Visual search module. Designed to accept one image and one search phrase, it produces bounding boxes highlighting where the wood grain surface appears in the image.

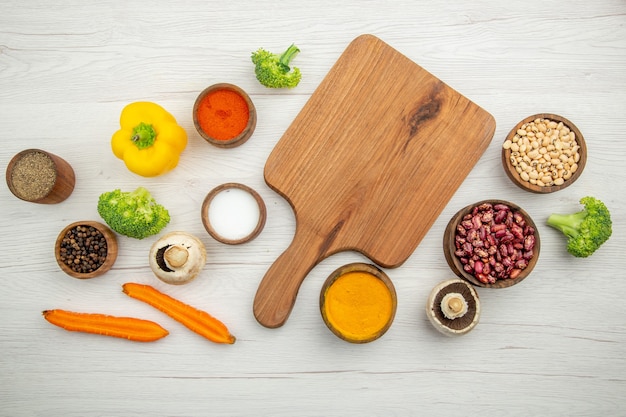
[1,1,625,416]
[254,35,495,328]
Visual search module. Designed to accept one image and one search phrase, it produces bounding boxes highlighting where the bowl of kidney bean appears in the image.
[502,113,586,193]
[54,221,118,279]
[443,200,540,288]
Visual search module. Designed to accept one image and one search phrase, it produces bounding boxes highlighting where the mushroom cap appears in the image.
[426,279,480,337]
[149,232,207,285]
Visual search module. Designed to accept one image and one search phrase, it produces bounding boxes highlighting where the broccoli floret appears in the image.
[251,44,301,88]
[97,187,170,239]
[546,196,612,257]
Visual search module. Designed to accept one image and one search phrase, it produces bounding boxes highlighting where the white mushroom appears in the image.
[426,279,480,337]
[149,232,206,285]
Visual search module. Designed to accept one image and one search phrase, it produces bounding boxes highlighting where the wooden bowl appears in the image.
[201,183,267,245]
[502,113,586,193]
[6,149,75,204]
[320,263,397,343]
[443,200,540,289]
[193,83,257,148]
[54,221,118,279]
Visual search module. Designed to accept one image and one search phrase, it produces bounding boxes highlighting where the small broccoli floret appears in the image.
[251,44,301,88]
[547,196,612,258]
[97,187,170,240]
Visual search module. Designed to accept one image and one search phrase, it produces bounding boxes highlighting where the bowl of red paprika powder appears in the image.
[193,83,257,148]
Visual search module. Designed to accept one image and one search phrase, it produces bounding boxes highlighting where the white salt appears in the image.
[208,187,261,241]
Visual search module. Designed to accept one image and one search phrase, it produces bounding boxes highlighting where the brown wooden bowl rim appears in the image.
[443,200,540,289]
[502,113,587,194]
[54,221,118,279]
[319,262,397,343]
[192,83,257,148]
[201,183,267,245]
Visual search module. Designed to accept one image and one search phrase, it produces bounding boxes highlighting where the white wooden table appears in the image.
[1,1,625,415]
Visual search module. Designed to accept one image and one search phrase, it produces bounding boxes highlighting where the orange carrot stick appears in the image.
[42,309,169,342]
[122,283,236,344]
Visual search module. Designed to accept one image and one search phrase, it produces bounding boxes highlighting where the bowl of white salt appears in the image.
[201,183,267,245]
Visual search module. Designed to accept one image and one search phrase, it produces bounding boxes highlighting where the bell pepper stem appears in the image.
[131,122,157,149]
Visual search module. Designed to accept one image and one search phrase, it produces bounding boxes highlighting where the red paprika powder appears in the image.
[196,89,249,141]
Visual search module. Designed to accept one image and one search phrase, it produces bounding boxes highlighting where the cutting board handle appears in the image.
[253,227,324,328]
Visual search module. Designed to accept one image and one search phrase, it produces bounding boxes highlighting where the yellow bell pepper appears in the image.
[111,102,187,177]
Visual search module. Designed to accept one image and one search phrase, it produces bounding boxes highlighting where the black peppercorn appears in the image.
[58,225,108,274]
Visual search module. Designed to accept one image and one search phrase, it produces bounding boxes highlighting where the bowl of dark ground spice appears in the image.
[55,221,118,279]
[6,149,75,203]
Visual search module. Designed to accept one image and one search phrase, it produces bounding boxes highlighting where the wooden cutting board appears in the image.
[253,34,496,328]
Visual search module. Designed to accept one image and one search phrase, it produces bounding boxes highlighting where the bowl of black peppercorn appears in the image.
[55,221,118,279]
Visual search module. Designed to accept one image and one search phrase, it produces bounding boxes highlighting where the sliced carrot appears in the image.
[122,283,236,344]
[42,309,169,342]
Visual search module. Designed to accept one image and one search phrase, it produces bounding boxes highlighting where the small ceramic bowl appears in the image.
[193,83,257,148]
[55,221,118,279]
[502,113,586,193]
[443,200,540,289]
[320,263,397,343]
[6,149,75,204]
[201,183,267,245]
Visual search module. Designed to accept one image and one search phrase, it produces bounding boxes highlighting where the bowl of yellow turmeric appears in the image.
[320,263,397,343]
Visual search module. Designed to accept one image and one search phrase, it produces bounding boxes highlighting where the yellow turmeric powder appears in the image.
[322,270,395,343]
